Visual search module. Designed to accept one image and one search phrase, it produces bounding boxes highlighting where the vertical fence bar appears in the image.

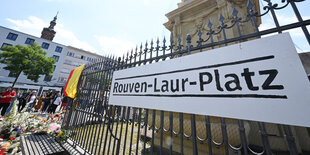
[283,125,298,155]
[191,114,198,155]
[169,112,173,155]
[220,118,229,155]
[144,41,148,65]
[258,122,272,155]
[219,13,228,46]
[107,106,117,155]
[160,111,164,155]
[247,0,259,34]
[238,120,249,155]
[265,0,282,33]
[135,108,142,155]
[179,113,184,155]
[162,37,167,60]
[289,0,310,45]
[128,108,137,155]
[143,109,149,155]
[112,106,121,154]
[115,106,126,155]
[122,107,131,155]
[151,109,156,155]
[150,40,154,63]
[205,116,212,155]
[102,106,113,154]
[207,20,215,49]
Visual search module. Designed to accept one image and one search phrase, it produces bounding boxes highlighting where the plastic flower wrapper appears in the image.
[48,123,61,132]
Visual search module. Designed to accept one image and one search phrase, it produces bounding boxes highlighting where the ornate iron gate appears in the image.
[62,0,310,154]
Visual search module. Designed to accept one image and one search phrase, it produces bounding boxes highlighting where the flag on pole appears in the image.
[63,64,85,99]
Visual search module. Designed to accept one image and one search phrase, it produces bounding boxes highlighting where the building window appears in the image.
[25,38,35,45]
[81,55,85,60]
[1,43,12,49]
[52,55,60,62]
[53,65,56,71]
[6,33,18,41]
[42,42,49,49]
[55,46,63,53]
[67,52,75,57]
[44,75,52,81]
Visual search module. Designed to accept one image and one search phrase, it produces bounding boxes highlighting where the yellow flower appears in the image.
[47,129,51,134]
[57,131,63,138]
[1,142,10,150]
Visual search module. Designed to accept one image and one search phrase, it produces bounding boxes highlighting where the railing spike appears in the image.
[219,13,225,23]
[232,7,239,17]
[247,0,254,10]
[208,19,213,28]
[186,34,191,43]
[198,28,202,37]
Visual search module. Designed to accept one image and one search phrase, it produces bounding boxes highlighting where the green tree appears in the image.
[0,43,56,87]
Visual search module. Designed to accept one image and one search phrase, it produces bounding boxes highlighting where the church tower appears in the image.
[41,13,58,41]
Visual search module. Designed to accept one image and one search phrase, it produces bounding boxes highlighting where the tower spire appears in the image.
[52,11,59,23]
[40,12,58,41]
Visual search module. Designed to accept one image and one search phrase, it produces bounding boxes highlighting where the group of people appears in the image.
[0,87,68,116]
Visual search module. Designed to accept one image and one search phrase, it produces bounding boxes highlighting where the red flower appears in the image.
[49,113,54,121]
[0,149,6,155]
[10,137,14,141]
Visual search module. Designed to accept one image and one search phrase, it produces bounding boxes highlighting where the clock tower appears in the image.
[41,13,58,41]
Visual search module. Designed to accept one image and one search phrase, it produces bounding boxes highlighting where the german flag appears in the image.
[63,64,85,99]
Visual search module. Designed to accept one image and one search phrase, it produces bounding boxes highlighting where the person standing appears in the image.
[34,93,45,112]
[41,91,52,112]
[5,89,19,115]
[18,91,29,112]
[49,93,62,114]
[0,87,16,116]
[25,91,37,112]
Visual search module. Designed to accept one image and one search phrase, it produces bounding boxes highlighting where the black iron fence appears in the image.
[62,0,310,154]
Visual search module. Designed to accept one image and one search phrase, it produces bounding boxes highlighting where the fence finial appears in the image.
[208,19,213,29]
[247,0,254,11]
[186,34,192,55]
[219,13,225,23]
[232,7,239,17]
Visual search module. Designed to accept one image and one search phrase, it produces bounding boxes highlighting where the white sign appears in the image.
[109,33,310,127]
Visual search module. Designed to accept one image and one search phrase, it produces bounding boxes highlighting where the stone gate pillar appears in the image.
[164,0,260,48]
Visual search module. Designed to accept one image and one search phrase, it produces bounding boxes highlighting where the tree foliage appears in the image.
[0,43,56,86]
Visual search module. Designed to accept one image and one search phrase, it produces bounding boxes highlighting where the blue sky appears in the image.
[0,0,309,56]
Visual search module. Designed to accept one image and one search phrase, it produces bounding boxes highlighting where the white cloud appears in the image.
[94,35,136,56]
[6,16,98,53]
[6,16,46,36]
